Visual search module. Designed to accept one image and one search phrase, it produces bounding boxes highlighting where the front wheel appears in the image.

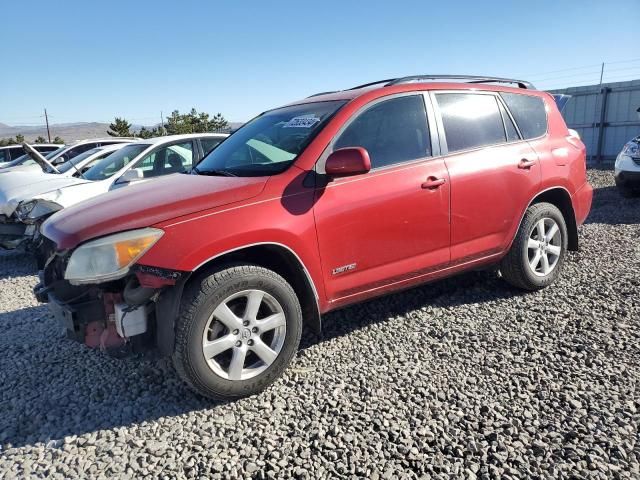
[500,202,568,291]
[173,265,302,400]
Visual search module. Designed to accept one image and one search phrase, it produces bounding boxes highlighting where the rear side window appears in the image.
[334,95,431,169]
[201,137,223,156]
[436,93,505,152]
[500,93,547,139]
[9,147,25,160]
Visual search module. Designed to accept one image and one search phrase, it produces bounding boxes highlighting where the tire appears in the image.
[173,264,302,400]
[500,202,568,291]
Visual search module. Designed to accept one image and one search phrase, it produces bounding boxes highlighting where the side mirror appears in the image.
[117,169,143,184]
[325,147,371,177]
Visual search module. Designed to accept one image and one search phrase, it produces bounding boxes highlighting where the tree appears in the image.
[0,136,21,146]
[108,117,132,137]
[53,136,65,144]
[35,136,47,144]
[163,109,230,135]
[210,113,229,132]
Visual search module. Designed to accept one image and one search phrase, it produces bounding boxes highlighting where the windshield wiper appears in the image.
[194,167,237,177]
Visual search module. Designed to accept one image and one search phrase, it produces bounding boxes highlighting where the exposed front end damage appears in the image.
[34,251,189,357]
[0,214,34,250]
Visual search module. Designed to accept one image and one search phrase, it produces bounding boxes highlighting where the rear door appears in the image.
[432,91,541,263]
[313,93,451,303]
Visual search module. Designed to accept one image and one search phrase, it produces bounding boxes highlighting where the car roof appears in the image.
[69,137,138,145]
[126,133,229,146]
[92,143,128,151]
[287,76,547,107]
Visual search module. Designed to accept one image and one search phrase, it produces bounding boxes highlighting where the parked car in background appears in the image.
[0,138,136,174]
[0,144,127,249]
[35,75,591,400]
[615,135,640,197]
[0,144,61,168]
[0,133,227,251]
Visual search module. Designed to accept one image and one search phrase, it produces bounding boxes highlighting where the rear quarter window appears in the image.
[500,93,547,139]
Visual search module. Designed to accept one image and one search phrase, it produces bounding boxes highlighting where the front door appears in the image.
[313,94,451,303]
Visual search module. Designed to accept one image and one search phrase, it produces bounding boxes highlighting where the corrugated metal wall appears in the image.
[550,79,640,162]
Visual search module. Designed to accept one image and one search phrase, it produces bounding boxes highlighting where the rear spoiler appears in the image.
[551,94,572,113]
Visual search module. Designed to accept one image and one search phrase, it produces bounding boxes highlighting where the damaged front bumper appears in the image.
[34,252,189,357]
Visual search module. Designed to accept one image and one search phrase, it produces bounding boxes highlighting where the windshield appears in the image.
[195,100,346,177]
[83,144,149,181]
[55,148,102,174]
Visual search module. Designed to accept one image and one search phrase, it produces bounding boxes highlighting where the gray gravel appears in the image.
[1,169,638,479]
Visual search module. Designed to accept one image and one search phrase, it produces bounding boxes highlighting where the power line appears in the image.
[518,57,640,80]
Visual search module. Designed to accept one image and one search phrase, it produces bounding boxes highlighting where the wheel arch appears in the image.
[189,243,321,333]
[525,187,579,251]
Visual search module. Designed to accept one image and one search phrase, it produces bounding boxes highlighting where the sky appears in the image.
[1,0,639,126]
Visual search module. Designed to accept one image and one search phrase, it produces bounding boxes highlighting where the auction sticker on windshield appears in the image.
[283,116,320,128]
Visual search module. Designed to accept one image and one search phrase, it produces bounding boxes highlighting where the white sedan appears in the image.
[0,133,227,249]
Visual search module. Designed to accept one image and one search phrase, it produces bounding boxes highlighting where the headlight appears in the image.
[621,142,639,158]
[15,199,63,223]
[15,200,37,218]
[65,228,164,285]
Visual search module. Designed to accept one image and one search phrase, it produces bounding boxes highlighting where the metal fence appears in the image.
[550,79,640,163]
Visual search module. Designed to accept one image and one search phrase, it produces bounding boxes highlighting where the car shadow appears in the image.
[299,269,523,349]
[0,304,227,449]
[584,184,640,225]
[0,250,37,280]
[1,268,526,450]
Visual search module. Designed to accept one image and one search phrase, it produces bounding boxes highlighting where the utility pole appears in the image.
[44,108,51,143]
[160,111,165,135]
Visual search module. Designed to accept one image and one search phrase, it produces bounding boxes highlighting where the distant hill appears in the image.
[0,121,245,143]
[0,122,111,142]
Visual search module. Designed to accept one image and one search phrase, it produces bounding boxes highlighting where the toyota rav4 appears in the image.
[35,75,593,400]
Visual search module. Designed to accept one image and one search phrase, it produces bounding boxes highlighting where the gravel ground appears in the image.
[1,169,638,479]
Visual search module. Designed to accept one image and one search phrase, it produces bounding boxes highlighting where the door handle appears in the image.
[518,158,537,169]
[421,177,446,189]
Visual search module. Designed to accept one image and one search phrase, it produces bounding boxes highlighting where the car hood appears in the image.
[42,173,268,250]
[0,163,42,174]
[0,172,87,216]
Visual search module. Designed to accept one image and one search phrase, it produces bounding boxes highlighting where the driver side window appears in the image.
[334,95,431,169]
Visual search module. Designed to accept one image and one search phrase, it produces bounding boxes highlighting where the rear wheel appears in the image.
[500,202,568,291]
[173,265,302,400]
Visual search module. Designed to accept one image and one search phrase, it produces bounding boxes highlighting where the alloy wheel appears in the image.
[527,217,562,277]
[201,289,287,381]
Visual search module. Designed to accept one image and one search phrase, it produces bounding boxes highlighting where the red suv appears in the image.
[36,75,593,399]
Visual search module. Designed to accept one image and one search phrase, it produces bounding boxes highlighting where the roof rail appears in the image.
[385,75,535,89]
[306,75,535,99]
[347,78,398,91]
[306,91,339,98]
